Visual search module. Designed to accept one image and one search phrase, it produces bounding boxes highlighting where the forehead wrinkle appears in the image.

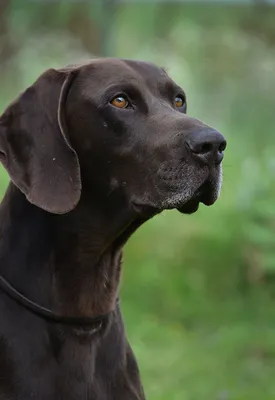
[123,59,167,76]
[77,72,142,102]
[122,59,170,88]
[81,78,146,103]
[76,58,183,103]
[82,60,144,86]
[121,61,182,100]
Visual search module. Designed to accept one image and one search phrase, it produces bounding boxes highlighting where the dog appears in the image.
[0,58,226,399]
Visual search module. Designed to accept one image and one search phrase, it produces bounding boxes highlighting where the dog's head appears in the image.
[0,58,226,216]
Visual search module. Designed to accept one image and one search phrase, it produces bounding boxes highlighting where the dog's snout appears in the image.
[186,129,226,165]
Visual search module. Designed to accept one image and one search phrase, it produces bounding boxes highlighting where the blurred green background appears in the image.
[1,0,275,398]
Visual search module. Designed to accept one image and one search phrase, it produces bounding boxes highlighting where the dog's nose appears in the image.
[186,129,226,165]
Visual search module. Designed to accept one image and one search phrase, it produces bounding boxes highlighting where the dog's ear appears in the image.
[0,68,81,214]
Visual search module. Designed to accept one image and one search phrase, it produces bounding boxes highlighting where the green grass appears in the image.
[1,3,275,398]
[122,212,275,399]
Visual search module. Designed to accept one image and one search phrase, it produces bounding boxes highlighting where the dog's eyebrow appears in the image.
[102,82,143,97]
[158,80,185,101]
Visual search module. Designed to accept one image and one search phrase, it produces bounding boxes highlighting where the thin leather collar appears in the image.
[0,274,116,327]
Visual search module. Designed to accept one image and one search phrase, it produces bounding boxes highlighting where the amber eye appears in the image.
[175,95,185,108]
[111,95,129,109]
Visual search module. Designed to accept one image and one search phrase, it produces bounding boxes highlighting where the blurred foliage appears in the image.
[1,1,275,399]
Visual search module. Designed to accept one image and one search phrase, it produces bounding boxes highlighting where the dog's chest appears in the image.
[0,326,107,400]
[0,315,144,400]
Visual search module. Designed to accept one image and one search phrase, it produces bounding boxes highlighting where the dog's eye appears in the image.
[175,95,185,108]
[110,95,129,109]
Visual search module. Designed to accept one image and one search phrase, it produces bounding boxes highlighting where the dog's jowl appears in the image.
[0,58,226,400]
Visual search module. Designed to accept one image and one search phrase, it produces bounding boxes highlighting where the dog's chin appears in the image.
[131,177,221,216]
[176,192,216,214]
[177,179,220,214]
[176,198,200,214]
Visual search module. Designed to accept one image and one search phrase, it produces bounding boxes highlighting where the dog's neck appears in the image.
[0,183,144,319]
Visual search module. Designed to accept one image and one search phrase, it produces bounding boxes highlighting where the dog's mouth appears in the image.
[176,179,218,214]
[131,177,221,216]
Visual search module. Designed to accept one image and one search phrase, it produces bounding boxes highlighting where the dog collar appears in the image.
[0,274,117,327]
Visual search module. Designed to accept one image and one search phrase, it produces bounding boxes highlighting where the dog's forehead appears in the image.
[76,58,174,91]
[122,59,168,79]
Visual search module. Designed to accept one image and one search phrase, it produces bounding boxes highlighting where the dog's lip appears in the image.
[131,179,218,215]
[199,180,217,206]
[177,180,217,214]
[176,198,200,214]
[176,186,203,214]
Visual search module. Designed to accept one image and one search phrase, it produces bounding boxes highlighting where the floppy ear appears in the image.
[0,68,81,214]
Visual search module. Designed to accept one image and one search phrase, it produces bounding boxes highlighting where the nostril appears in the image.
[185,130,226,164]
[200,142,213,155]
[219,140,227,152]
[186,141,214,155]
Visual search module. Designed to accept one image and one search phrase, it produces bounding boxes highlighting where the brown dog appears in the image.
[0,58,226,399]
